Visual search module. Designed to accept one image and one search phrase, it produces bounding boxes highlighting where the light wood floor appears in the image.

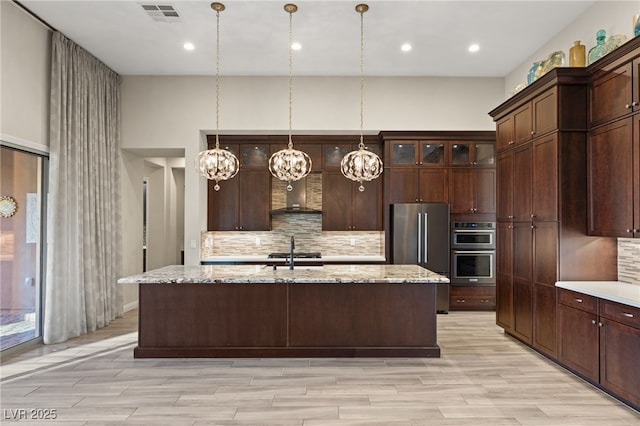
[1,310,638,425]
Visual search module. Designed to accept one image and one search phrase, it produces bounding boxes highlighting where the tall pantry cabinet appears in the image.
[489,68,617,358]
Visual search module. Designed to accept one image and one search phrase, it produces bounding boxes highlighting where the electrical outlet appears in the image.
[190,239,197,249]
[350,238,356,246]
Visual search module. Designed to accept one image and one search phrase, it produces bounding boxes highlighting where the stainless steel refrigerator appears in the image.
[391,203,450,313]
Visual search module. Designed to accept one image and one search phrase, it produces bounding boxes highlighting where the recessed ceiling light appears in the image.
[183,42,195,51]
[291,42,302,51]
[468,43,480,53]
[401,43,412,52]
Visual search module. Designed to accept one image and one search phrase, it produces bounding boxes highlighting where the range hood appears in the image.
[269,179,322,215]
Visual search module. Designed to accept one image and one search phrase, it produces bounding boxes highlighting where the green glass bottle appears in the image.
[588,29,607,65]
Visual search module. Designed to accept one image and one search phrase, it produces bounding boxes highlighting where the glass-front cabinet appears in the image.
[389,140,446,167]
[451,142,495,166]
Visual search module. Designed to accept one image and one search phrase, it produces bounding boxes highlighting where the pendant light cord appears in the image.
[215,8,221,149]
[288,8,294,149]
[359,7,365,149]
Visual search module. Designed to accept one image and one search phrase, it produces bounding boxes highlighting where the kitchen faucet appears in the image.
[289,235,295,270]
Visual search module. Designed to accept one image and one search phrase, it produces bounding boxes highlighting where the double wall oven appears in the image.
[450,222,496,285]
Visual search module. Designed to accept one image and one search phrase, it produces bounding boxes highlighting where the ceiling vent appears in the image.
[140,4,182,23]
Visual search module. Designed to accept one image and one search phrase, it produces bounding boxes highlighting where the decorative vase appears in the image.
[634,14,640,37]
[588,29,607,65]
[569,40,586,67]
[527,62,540,84]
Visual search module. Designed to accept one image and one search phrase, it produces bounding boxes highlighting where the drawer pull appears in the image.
[574,298,583,303]
[457,299,466,303]
[622,312,634,318]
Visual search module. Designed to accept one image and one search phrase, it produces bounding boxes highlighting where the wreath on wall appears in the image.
[0,196,17,218]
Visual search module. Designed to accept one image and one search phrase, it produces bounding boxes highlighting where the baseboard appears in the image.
[123,300,139,313]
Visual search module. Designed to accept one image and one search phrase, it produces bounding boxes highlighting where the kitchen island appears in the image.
[118,264,448,358]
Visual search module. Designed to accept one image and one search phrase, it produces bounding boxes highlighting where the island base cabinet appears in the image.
[289,284,436,347]
[135,282,441,358]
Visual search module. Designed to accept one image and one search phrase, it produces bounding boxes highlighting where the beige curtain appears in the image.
[44,32,123,344]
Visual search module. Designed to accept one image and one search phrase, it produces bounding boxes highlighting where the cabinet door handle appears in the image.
[633,101,639,107]
[598,322,603,327]
[592,319,596,325]
[575,298,583,303]
[508,215,514,219]
[530,131,535,135]
[627,229,633,233]
[622,312,634,318]
[457,299,466,303]
[509,140,514,145]
[531,225,536,229]
[625,103,633,109]
[508,225,514,229]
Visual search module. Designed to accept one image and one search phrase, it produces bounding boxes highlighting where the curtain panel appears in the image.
[44,32,123,344]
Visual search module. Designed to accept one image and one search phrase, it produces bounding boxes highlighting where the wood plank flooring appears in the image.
[1,310,638,425]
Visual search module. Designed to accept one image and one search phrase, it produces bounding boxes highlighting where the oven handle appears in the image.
[452,250,495,254]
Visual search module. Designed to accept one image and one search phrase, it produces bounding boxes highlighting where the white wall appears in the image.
[504,1,638,96]
[0,1,50,153]
[120,75,504,265]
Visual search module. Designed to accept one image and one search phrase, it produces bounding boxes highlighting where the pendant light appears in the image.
[341,3,383,192]
[195,2,239,191]
[268,3,312,191]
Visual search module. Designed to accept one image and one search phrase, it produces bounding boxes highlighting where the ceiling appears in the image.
[18,0,596,77]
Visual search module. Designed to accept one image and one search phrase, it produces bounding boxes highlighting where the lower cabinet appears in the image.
[449,285,495,311]
[557,288,640,409]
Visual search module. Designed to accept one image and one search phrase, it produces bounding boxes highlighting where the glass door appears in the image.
[0,146,47,350]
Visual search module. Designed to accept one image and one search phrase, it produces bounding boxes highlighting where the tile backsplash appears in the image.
[618,238,640,285]
[201,173,384,258]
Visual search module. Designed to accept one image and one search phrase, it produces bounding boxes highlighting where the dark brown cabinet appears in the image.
[322,171,381,231]
[450,142,495,166]
[558,289,640,410]
[386,168,448,204]
[495,88,557,153]
[207,141,271,231]
[599,301,640,409]
[496,222,514,331]
[449,169,495,214]
[449,285,495,311]
[558,290,600,382]
[208,170,271,231]
[590,59,638,126]
[587,41,640,238]
[490,68,617,360]
[588,116,639,238]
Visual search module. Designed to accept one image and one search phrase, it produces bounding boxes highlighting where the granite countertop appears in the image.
[556,281,640,309]
[200,255,386,263]
[118,264,449,284]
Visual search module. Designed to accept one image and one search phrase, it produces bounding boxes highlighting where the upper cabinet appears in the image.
[450,142,495,166]
[590,59,640,127]
[207,139,271,231]
[387,140,447,167]
[587,38,640,238]
[495,89,557,153]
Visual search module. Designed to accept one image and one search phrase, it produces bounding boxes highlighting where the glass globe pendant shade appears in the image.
[268,146,312,191]
[195,145,239,191]
[341,144,383,192]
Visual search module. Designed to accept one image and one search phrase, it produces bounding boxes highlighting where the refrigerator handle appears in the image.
[423,213,428,263]
[417,213,422,262]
